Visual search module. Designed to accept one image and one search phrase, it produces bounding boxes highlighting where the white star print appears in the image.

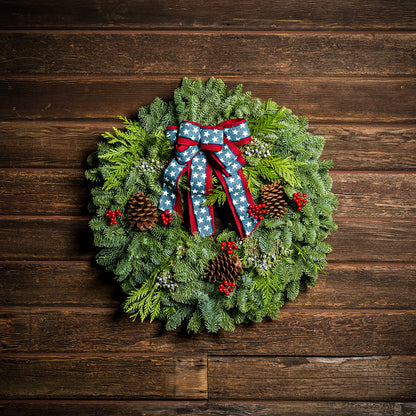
[232,163,239,169]
[163,190,168,196]
[197,165,203,171]
[198,217,204,223]
[197,181,203,187]
[225,152,232,159]
[204,225,210,231]
[239,196,245,202]
[212,136,220,142]
[204,131,209,137]
[229,177,235,183]
[193,127,198,133]
[200,207,207,214]
[236,184,242,190]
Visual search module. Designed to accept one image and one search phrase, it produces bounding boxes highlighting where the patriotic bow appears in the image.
[158,118,260,238]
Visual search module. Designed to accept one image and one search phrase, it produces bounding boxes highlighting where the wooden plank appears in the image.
[1,33,415,76]
[331,172,416,218]
[1,122,415,171]
[0,261,119,307]
[0,218,414,262]
[0,122,102,168]
[0,308,30,351]
[327,219,416,263]
[2,77,416,123]
[2,262,414,309]
[2,170,415,217]
[2,307,414,355]
[1,400,415,416]
[0,169,87,216]
[208,355,416,400]
[0,217,92,261]
[0,355,207,399]
[289,264,416,309]
[313,125,416,171]
[1,0,415,30]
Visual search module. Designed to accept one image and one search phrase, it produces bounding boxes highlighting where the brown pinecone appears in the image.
[126,191,158,231]
[204,254,243,283]
[260,180,288,218]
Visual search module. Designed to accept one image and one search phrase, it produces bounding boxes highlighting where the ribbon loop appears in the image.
[158,118,259,238]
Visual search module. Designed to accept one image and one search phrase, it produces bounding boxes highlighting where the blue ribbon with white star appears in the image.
[159,119,259,238]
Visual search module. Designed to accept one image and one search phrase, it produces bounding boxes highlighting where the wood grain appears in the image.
[1,400,415,416]
[1,0,415,30]
[208,355,416,400]
[2,307,415,355]
[0,217,92,261]
[2,170,415,217]
[3,77,415,123]
[0,355,207,399]
[1,122,415,170]
[2,262,414,309]
[313,125,416,171]
[1,33,415,76]
[0,218,414,262]
[0,261,120,307]
[0,169,87,216]
[327,219,416,263]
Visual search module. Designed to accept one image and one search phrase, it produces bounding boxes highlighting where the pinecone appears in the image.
[126,191,158,231]
[260,180,288,218]
[204,254,243,283]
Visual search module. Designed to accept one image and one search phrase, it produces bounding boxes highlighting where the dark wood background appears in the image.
[1,1,416,415]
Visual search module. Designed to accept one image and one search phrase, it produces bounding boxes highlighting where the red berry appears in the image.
[229,288,233,293]
[232,241,236,244]
[118,212,122,216]
[227,249,233,254]
[220,284,224,288]
[224,281,228,286]
[259,216,263,220]
[221,246,225,250]
[302,202,306,206]
[254,214,258,219]
[233,245,238,249]
[227,241,232,246]
[225,291,229,295]
[298,207,302,210]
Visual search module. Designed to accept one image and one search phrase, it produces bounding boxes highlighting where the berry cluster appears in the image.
[105,208,121,225]
[248,203,267,220]
[219,280,236,296]
[132,159,164,174]
[221,240,238,255]
[161,209,173,225]
[244,136,271,159]
[293,192,307,211]
[155,270,178,291]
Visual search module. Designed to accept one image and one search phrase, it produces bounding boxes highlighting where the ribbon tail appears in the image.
[213,167,259,239]
[188,153,215,237]
[158,158,188,217]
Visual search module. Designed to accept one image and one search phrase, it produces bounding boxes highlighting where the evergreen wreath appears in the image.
[86,77,337,333]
